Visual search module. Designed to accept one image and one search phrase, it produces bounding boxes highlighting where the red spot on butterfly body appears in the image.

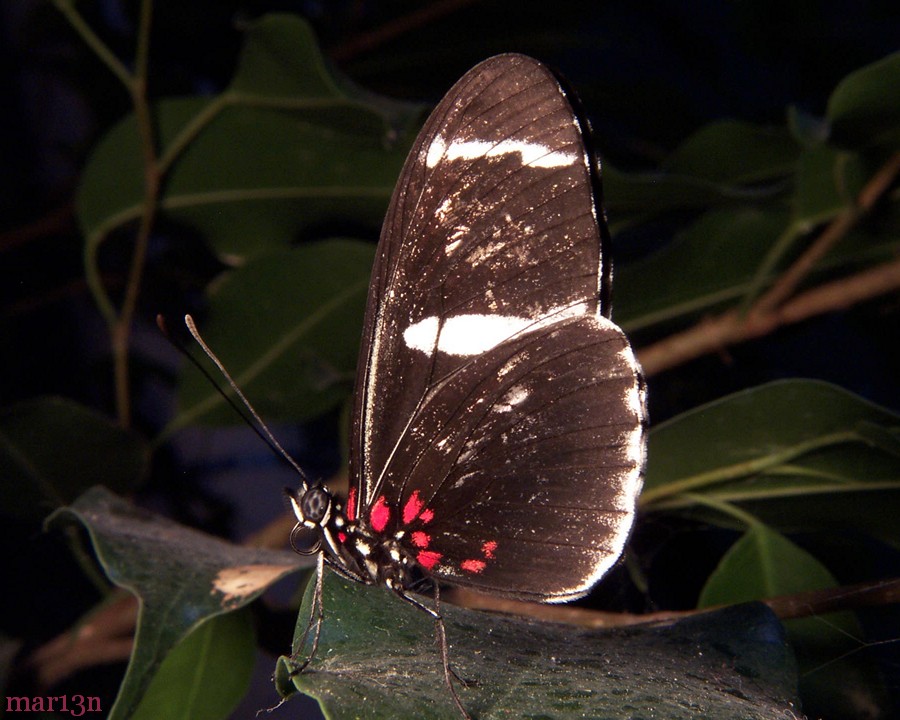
[419,508,434,524]
[461,559,486,573]
[482,541,497,558]
[338,531,347,543]
[346,488,357,522]
[369,496,390,533]
[417,550,442,570]
[411,531,430,548]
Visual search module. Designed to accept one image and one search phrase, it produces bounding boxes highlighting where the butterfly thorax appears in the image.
[286,484,424,593]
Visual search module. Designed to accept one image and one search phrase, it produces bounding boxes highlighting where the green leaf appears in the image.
[131,610,256,720]
[827,50,900,150]
[663,120,800,184]
[0,397,147,521]
[641,380,900,542]
[275,573,801,719]
[614,204,898,335]
[48,487,304,720]
[168,239,373,433]
[698,524,838,607]
[229,15,420,135]
[603,165,736,233]
[603,122,797,234]
[698,525,881,720]
[77,15,421,260]
[793,145,866,227]
[615,207,791,331]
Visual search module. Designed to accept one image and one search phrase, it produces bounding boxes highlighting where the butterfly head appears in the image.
[285,485,333,555]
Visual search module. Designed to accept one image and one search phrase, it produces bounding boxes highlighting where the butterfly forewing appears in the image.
[349,54,644,600]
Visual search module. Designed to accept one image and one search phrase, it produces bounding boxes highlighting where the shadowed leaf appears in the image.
[275,572,802,719]
[48,487,305,720]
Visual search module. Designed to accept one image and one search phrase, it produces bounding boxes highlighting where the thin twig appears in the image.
[53,0,163,428]
[111,0,160,428]
[755,151,900,315]
[638,256,900,376]
[447,578,900,628]
[331,0,482,63]
[50,0,132,87]
[638,153,900,377]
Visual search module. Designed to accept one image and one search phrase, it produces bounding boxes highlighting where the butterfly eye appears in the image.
[300,486,331,524]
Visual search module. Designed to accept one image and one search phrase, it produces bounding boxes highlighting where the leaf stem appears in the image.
[639,430,860,506]
[112,0,161,428]
[56,0,162,428]
[739,220,804,314]
[50,0,133,88]
[638,152,900,376]
[678,492,760,528]
[156,93,230,174]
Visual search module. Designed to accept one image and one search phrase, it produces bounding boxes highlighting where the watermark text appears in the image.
[6,695,101,715]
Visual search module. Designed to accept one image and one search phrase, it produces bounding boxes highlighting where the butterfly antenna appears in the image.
[157,314,309,485]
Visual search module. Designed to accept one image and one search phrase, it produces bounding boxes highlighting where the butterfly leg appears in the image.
[388,579,472,720]
[288,553,326,676]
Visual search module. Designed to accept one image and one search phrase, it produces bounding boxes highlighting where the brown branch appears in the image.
[763,577,900,621]
[29,592,137,689]
[638,256,900,376]
[0,203,75,253]
[447,578,900,629]
[756,151,900,314]
[638,152,900,377]
[331,0,481,63]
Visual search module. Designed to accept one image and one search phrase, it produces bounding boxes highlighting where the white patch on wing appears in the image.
[436,196,454,219]
[403,303,589,357]
[445,225,468,255]
[496,385,529,412]
[426,136,577,169]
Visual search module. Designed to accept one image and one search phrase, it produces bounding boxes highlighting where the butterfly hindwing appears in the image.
[393,313,644,600]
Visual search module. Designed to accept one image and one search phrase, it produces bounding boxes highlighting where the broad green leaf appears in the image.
[168,239,373,433]
[615,207,790,331]
[603,123,797,233]
[0,397,147,521]
[641,380,900,542]
[77,15,421,261]
[663,120,800,184]
[827,51,900,150]
[48,487,304,720]
[614,191,898,333]
[275,572,801,719]
[615,209,899,335]
[603,165,737,232]
[130,610,256,720]
[699,525,881,720]
[699,524,839,607]
[229,15,419,135]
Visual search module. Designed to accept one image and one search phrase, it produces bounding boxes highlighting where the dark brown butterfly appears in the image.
[285,54,647,718]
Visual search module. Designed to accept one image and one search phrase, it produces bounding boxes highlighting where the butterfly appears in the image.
[284,53,646,718]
